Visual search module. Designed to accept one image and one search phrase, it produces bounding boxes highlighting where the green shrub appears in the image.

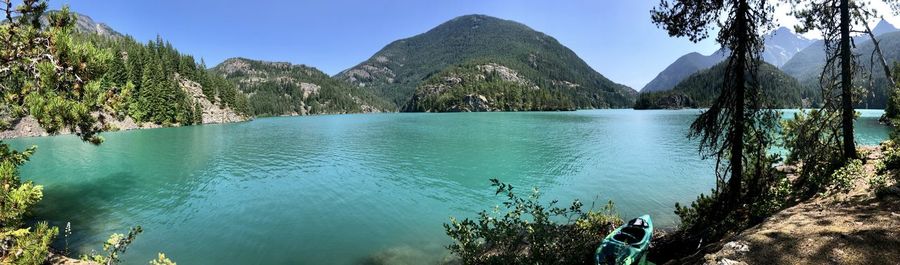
[82,226,143,265]
[0,222,58,265]
[780,109,846,196]
[828,159,864,194]
[444,179,622,264]
[149,253,177,265]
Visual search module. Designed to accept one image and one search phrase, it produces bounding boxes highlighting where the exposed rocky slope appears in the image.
[0,75,246,139]
[177,74,246,123]
[213,57,393,116]
[40,11,123,38]
[336,14,637,110]
[405,63,576,112]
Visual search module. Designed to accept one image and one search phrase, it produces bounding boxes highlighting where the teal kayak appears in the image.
[595,215,653,265]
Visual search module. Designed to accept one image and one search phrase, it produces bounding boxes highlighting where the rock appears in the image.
[775,164,798,174]
[476,63,529,85]
[723,241,750,253]
[717,258,747,265]
[456,94,492,112]
[177,74,248,124]
[0,116,50,139]
[299,82,321,99]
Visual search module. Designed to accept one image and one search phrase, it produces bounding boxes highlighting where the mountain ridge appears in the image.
[642,26,817,92]
[336,14,637,110]
[212,57,394,116]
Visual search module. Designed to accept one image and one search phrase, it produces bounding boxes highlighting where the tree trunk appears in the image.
[728,0,749,208]
[840,0,857,160]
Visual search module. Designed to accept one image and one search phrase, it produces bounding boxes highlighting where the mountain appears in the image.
[212,58,394,116]
[872,18,899,37]
[781,20,900,108]
[404,62,577,112]
[641,50,727,92]
[762,27,817,67]
[635,62,816,109]
[336,14,637,110]
[40,11,123,38]
[642,27,814,92]
[3,10,254,139]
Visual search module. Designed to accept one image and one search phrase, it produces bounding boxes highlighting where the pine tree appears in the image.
[652,0,777,214]
[0,4,113,263]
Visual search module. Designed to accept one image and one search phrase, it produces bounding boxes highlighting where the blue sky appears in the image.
[46,0,870,90]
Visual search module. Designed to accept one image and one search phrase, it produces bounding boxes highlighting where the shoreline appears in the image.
[0,114,252,141]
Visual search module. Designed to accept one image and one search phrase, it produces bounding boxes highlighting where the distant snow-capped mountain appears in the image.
[642,27,815,92]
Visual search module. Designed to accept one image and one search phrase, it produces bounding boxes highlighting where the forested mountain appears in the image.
[336,14,637,110]
[641,50,728,93]
[70,33,250,126]
[49,13,248,125]
[643,27,815,92]
[781,20,900,108]
[404,62,577,112]
[212,58,394,116]
[634,62,815,109]
[0,11,250,139]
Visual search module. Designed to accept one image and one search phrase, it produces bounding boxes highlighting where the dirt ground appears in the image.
[695,146,900,265]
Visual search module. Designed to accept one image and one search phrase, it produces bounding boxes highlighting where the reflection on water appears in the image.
[8,109,889,265]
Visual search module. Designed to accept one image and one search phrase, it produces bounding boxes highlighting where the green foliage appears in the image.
[0,144,39,227]
[0,222,58,265]
[881,140,900,172]
[884,63,900,123]
[0,4,114,263]
[82,226,143,265]
[212,58,393,116]
[674,191,724,234]
[74,32,250,125]
[633,91,696,110]
[337,15,636,109]
[444,179,622,264]
[674,112,785,243]
[828,159,864,194]
[149,253,176,265]
[635,62,817,109]
[781,110,851,196]
[405,63,576,112]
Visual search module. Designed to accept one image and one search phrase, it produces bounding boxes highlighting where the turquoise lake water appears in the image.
[8,109,890,264]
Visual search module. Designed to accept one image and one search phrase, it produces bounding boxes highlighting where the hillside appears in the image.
[212,58,394,116]
[641,50,728,93]
[404,62,576,112]
[643,27,815,92]
[1,11,250,138]
[336,14,637,110]
[33,11,124,38]
[781,19,900,109]
[635,62,815,109]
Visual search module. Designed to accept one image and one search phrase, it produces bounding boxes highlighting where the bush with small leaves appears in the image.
[149,253,176,265]
[444,179,621,264]
[82,226,142,265]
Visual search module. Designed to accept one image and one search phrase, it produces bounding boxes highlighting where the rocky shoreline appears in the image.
[0,113,249,140]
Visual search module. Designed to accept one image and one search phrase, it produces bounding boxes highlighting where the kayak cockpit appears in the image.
[613,226,647,245]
